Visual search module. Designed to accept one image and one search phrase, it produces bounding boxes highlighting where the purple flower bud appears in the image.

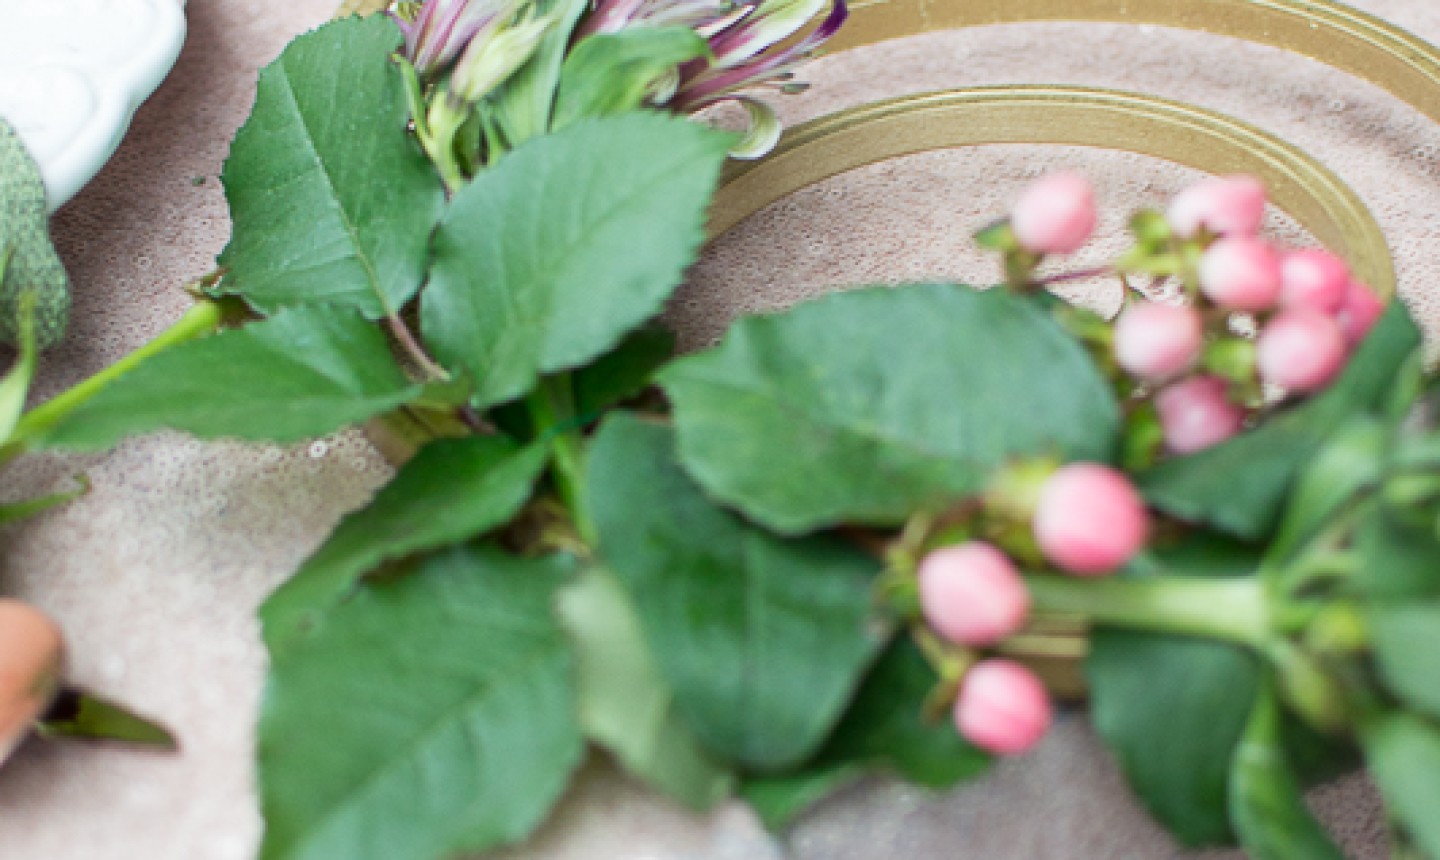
[395,0,534,79]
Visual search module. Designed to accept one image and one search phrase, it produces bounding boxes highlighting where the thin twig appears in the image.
[386,312,450,382]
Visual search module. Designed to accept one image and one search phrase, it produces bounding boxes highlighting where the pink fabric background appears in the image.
[3,0,1435,855]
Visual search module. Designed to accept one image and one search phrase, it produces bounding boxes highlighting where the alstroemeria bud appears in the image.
[1113,302,1203,382]
[1156,375,1245,454]
[1199,237,1282,312]
[1279,249,1350,313]
[954,659,1052,755]
[668,0,848,112]
[395,0,529,78]
[1336,280,1384,345]
[918,542,1030,647]
[0,599,64,765]
[1257,309,1348,393]
[1167,175,1266,238]
[1033,463,1148,576]
[1010,172,1096,255]
[448,9,553,104]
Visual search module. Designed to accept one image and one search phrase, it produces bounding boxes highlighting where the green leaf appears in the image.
[1263,414,1387,570]
[1140,301,1420,540]
[1355,498,1440,599]
[572,323,675,418]
[36,687,177,750]
[486,0,590,145]
[1089,629,1260,846]
[1087,537,1265,848]
[1362,712,1440,857]
[586,414,885,770]
[421,112,730,408]
[1369,600,1440,721]
[40,305,421,450]
[556,567,734,809]
[216,16,445,317]
[1229,683,1344,860]
[259,545,583,860]
[741,763,867,831]
[0,285,39,441]
[0,120,69,348]
[261,436,549,654]
[553,29,710,129]
[661,284,1119,535]
[743,637,991,829]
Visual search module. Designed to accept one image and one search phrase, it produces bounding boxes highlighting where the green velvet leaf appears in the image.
[262,436,549,655]
[1362,712,1440,858]
[660,284,1120,535]
[556,567,734,808]
[0,120,68,348]
[1229,683,1344,860]
[1140,301,1420,540]
[421,112,729,408]
[216,16,445,317]
[259,545,582,860]
[1369,600,1440,722]
[39,305,420,449]
[586,414,885,770]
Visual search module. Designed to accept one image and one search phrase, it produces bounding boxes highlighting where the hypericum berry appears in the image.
[954,659,1053,755]
[1199,237,1282,312]
[1336,280,1384,345]
[1279,249,1349,313]
[1155,375,1246,454]
[1032,463,1149,576]
[1257,309,1348,392]
[918,542,1030,647]
[1010,172,1097,255]
[0,599,64,765]
[1113,302,1203,382]
[1167,175,1267,238]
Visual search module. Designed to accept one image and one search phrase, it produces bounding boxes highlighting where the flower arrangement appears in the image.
[1,0,1440,858]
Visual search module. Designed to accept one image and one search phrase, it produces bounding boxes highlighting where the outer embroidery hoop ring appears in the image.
[711,0,1440,299]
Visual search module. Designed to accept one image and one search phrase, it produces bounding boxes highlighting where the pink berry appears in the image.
[1113,302,1203,382]
[1167,175,1267,238]
[1033,463,1149,576]
[1199,237,1282,312]
[1280,250,1349,313]
[954,659,1053,756]
[918,542,1030,647]
[1155,375,1246,454]
[1335,280,1384,345]
[1011,172,1097,255]
[1257,309,1348,392]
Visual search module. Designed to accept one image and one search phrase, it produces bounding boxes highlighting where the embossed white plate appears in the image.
[0,0,186,212]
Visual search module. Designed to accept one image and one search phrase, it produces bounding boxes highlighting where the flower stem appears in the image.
[7,298,236,449]
[528,375,593,545]
[1027,574,1269,646]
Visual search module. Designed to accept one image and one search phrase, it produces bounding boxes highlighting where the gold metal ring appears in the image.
[710,86,1395,293]
[711,0,1440,298]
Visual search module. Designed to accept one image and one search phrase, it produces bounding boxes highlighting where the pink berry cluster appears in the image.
[916,464,1149,756]
[1007,173,1386,456]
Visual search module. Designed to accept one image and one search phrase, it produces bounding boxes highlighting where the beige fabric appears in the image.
[0,0,1431,856]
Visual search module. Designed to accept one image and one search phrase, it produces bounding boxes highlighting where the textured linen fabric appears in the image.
[0,0,1431,856]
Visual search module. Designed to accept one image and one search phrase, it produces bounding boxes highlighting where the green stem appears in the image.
[1027,574,1269,646]
[7,298,231,449]
[528,376,593,545]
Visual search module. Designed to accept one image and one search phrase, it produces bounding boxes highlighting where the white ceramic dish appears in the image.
[0,0,186,212]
